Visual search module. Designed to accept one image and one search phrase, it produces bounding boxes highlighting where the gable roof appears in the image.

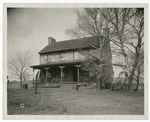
[39,36,100,54]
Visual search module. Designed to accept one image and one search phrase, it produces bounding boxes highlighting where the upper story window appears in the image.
[74,51,79,60]
[40,54,48,64]
[48,53,59,62]
[59,53,63,61]
[59,52,73,61]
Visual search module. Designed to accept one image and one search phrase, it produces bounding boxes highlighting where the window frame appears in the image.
[73,51,79,60]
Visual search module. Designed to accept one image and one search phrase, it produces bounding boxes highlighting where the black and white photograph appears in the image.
[3,3,148,120]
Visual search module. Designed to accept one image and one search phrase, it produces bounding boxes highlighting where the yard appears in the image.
[7,82,144,115]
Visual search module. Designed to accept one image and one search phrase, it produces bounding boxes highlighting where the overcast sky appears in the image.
[7,8,122,80]
[7,8,80,80]
[8,8,78,64]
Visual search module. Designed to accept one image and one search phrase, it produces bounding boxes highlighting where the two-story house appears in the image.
[30,36,112,85]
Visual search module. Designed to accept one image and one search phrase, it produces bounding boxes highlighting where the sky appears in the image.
[7,8,122,80]
[8,8,78,64]
[7,8,79,80]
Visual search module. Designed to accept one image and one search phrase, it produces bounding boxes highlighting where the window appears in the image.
[59,52,74,61]
[40,54,47,64]
[74,51,79,60]
[48,53,59,62]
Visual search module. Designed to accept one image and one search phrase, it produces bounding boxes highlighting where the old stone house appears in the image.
[30,36,112,85]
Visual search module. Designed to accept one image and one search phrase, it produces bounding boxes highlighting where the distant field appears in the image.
[8,80,34,89]
[7,82,144,115]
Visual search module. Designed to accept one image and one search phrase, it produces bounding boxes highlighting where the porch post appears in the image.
[59,66,65,84]
[33,68,34,85]
[75,65,81,83]
[45,67,50,84]
[35,69,40,94]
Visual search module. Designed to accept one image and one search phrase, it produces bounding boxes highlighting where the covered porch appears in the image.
[30,60,82,85]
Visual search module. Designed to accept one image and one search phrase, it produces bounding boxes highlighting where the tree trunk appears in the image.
[97,74,101,91]
[124,55,136,92]
[135,72,140,91]
[135,83,139,91]
[96,67,103,91]
[20,78,22,88]
[128,62,137,91]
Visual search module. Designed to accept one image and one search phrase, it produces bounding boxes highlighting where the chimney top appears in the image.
[48,37,56,45]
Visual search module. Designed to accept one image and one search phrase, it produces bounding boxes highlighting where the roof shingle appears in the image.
[39,36,100,54]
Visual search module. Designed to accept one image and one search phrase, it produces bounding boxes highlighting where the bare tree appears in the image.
[8,52,31,88]
[132,49,144,90]
[126,8,144,91]
[98,8,144,91]
[66,8,144,91]
[66,8,113,90]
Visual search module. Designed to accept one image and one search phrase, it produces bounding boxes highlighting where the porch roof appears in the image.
[30,60,82,69]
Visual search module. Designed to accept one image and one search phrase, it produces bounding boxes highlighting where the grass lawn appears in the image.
[7,82,144,115]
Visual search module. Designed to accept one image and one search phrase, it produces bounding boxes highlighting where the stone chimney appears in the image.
[48,37,56,45]
[103,28,109,39]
